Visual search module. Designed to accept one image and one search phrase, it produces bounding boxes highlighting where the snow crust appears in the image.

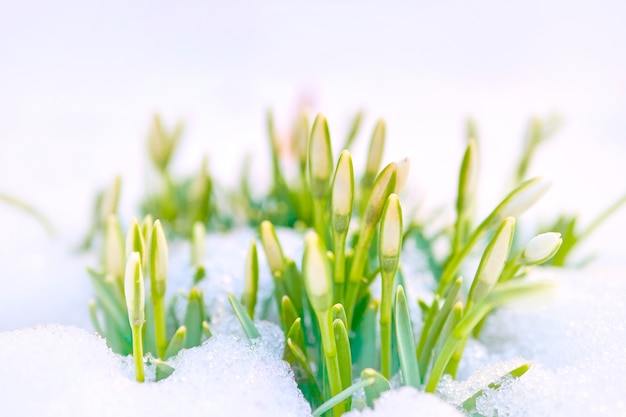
[344,387,463,417]
[1,228,625,417]
[448,267,626,416]
[0,323,310,417]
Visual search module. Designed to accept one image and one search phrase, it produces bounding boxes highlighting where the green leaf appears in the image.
[312,377,375,417]
[394,286,420,388]
[419,278,462,377]
[154,359,175,382]
[164,326,187,359]
[361,368,390,408]
[462,362,531,412]
[183,287,205,348]
[228,293,261,339]
[280,295,300,332]
[333,319,353,393]
[286,337,324,409]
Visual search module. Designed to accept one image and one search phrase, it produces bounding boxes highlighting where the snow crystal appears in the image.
[344,387,463,417]
[0,323,311,417]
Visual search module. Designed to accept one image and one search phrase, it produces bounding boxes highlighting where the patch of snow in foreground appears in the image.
[438,266,626,416]
[0,323,311,417]
[344,387,464,417]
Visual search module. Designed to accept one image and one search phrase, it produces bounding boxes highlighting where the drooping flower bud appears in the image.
[522,232,562,265]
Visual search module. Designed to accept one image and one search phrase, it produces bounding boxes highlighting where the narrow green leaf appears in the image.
[286,338,324,409]
[331,304,347,328]
[394,286,420,388]
[184,287,205,348]
[202,321,212,340]
[164,326,187,359]
[242,240,259,319]
[361,368,390,408]
[88,300,104,336]
[333,319,353,393]
[462,362,531,411]
[228,293,261,339]
[312,377,375,417]
[280,295,300,332]
[419,279,462,377]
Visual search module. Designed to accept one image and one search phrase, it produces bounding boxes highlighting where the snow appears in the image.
[3,226,625,416]
[445,266,626,416]
[344,387,463,417]
[0,323,311,417]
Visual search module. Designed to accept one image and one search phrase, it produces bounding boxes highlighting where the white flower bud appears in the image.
[332,150,354,234]
[260,221,285,275]
[470,217,516,304]
[150,220,168,298]
[380,194,403,274]
[497,177,551,220]
[309,114,333,199]
[303,231,333,313]
[365,119,386,178]
[124,252,145,327]
[522,232,562,265]
[394,157,410,195]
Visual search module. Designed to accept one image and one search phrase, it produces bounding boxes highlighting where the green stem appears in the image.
[314,199,328,247]
[379,271,393,379]
[436,217,487,296]
[345,225,376,324]
[131,325,145,382]
[317,310,344,416]
[153,296,167,359]
[333,232,348,304]
[499,253,522,283]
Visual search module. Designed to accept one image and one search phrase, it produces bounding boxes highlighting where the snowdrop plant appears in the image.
[84,110,625,415]
[246,114,560,416]
[88,215,213,381]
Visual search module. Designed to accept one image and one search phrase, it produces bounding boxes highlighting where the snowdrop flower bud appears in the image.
[150,220,168,298]
[124,252,145,327]
[293,111,310,164]
[394,157,410,195]
[380,194,403,274]
[365,119,386,179]
[309,114,333,200]
[99,176,121,224]
[496,177,551,222]
[470,217,516,304]
[303,231,333,313]
[457,139,478,213]
[104,215,125,280]
[522,232,562,265]
[364,162,397,225]
[260,221,285,276]
[125,217,145,261]
[331,150,354,234]
[191,221,206,268]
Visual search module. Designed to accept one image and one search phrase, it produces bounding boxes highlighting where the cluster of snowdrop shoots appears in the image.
[2,112,625,417]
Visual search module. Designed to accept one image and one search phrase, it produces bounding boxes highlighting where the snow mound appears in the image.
[436,266,626,416]
[344,387,463,417]
[0,323,311,417]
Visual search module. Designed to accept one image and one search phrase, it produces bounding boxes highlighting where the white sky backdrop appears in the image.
[1,0,626,327]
